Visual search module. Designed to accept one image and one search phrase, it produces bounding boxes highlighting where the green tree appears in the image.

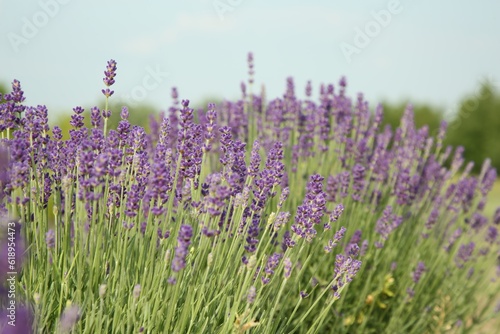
[445,81,500,173]
[0,82,8,98]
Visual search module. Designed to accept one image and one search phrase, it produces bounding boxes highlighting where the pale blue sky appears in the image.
[1,0,499,118]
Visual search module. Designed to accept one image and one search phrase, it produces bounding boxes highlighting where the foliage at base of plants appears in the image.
[0,56,499,333]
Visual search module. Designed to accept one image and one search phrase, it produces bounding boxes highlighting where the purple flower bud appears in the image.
[171,224,193,272]
[70,106,85,128]
[360,240,369,256]
[412,261,426,284]
[59,305,81,333]
[278,187,289,207]
[455,242,475,268]
[103,59,117,87]
[444,228,462,252]
[10,79,26,103]
[133,284,141,299]
[305,80,312,97]
[486,226,498,244]
[425,208,439,230]
[262,253,282,283]
[247,286,256,304]
[329,204,344,223]
[347,243,360,257]
[46,229,55,249]
[284,257,292,279]
[120,106,129,120]
[339,171,350,198]
[494,207,500,225]
[351,164,365,201]
[470,213,487,232]
[90,106,101,127]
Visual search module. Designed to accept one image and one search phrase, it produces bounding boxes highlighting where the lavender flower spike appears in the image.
[102,59,117,97]
[59,305,81,333]
[171,225,193,272]
[412,261,426,284]
[324,226,346,253]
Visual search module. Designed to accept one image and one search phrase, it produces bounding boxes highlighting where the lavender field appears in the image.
[0,56,499,333]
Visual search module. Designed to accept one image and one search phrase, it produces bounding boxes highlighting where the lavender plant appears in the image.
[0,55,498,333]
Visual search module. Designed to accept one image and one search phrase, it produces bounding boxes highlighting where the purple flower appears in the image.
[247,52,254,84]
[281,230,295,251]
[360,240,369,256]
[479,161,497,196]
[451,146,465,172]
[326,204,344,230]
[332,254,362,298]
[284,257,292,279]
[247,140,261,178]
[305,80,312,97]
[274,212,290,232]
[444,228,462,252]
[278,187,290,208]
[102,59,117,97]
[394,168,411,205]
[339,171,350,198]
[90,106,101,127]
[171,225,193,272]
[470,213,487,232]
[412,261,426,283]
[292,174,326,241]
[247,286,256,304]
[455,242,475,268]
[46,229,55,248]
[261,253,282,284]
[345,229,361,256]
[10,79,26,103]
[351,164,365,201]
[245,214,260,254]
[494,207,500,225]
[70,106,85,128]
[125,184,143,218]
[324,226,346,253]
[375,206,402,246]
[59,305,81,333]
[133,284,141,299]
[425,208,439,230]
[326,175,339,202]
[486,226,498,244]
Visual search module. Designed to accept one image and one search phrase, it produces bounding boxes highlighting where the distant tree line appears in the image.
[381,80,500,174]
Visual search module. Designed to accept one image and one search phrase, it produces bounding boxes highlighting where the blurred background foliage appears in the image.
[381,80,500,174]
[1,80,499,174]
